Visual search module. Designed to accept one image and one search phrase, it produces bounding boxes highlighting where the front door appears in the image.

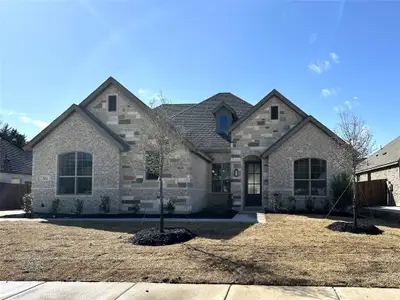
[245,161,262,206]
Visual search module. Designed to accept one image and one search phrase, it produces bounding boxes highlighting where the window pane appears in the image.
[254,164,260,174]
[108,95,117,112]
[58,177,75,194]
[212,164,221,179]
[294,159,309,179]
[212,180,222,192]
[59,153,76,176]
[254,174,260,184]
[77,177,92,195]
[248,163,254,173]
[248,173,254,184]
[77,152,92,176]
[254,185,261,195]
[221,163,230,179]
[271,106,279,120]
[311,180,326,196]
[294,180,309,195]
[223,180,231,192]
[311,159,326,180]
[219,115,229,131]
[248,184,255,194]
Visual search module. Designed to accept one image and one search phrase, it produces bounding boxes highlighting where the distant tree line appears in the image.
[0,122,27,148]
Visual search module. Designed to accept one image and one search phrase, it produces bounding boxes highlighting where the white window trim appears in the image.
[56,152,94,197]
[293,158,327,197]
[107,94,118,113]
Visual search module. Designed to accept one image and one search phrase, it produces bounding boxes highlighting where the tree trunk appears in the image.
[352,171,358,229]
[159,176,164,233]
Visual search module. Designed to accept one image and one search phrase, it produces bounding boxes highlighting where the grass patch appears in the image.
[0,214,399,287]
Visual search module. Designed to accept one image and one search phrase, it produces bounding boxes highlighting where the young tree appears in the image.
[335,111,375,228]
[127,93,192,233]
[0,122,27,148]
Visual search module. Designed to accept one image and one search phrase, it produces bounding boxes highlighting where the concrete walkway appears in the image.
[1,281,399,299]
[0,210,24,218]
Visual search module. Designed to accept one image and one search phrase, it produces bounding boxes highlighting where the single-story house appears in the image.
[0,137,32,184]
[24,77,349,214]
[357,136,400,206]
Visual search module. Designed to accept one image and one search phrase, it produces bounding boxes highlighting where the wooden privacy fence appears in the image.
[356,179,387,207]
[0,182,31,210]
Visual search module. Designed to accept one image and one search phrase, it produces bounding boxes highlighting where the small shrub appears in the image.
[305,196,315,212]
[129,203,140,214]
[50,198,61,215]
[272,192,282,211]
[22,194,33,217]
[99,195,110,213]
[331,172,354,211]
[75,199,84,215]
[323,198,330,211]
[287,196,296,213]
[165,200,175,214]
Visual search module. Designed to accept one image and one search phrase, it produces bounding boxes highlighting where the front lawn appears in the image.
[0,214,399,287]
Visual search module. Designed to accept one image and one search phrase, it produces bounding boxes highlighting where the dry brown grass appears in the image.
[0,214,399,287]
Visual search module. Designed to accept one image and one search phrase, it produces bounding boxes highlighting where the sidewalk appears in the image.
[1,281,400,300]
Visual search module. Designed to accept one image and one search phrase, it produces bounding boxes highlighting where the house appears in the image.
[357,136,400,206]
[0,137,32,184]
[24,77,349,214]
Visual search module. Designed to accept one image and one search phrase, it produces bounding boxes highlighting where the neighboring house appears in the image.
[357,136,400,206]
[0,138,32,184]
[24,77,349,214]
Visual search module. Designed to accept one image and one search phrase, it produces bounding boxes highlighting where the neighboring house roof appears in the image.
[356,136,400,174]
[168,93,253,151]
[229,89,308,132]
[0,138,32,175]
[23,105,131,151]
[261,115,345,158]
[153,104,195,116]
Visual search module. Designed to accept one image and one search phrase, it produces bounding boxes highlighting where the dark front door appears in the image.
[245,161,262,206]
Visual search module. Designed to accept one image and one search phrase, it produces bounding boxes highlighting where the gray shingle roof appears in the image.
[0,138,32,175]
[165,93,253,151]
[357,136,400,173]
[153,104,195,116]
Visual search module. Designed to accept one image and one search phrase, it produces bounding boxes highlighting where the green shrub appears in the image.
[50,198,61,215]
[272,192,282,211]
[305,196,315,212]
[165,200,175,213]
[130,203,140,214]
[330,172,353,211]
[287,196,296,213]
[75,199,84,215]
[99,195,110,213]
[22,194,33,216]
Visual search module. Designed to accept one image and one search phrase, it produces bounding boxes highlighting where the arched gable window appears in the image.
[58,152,92,195]
[294,158,326,196]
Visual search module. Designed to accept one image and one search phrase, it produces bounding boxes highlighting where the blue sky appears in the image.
[0,0,399,147]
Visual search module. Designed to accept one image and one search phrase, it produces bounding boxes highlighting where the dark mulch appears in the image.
[327,221,383,235]
[35,210,237,220]
[130,227,197,246]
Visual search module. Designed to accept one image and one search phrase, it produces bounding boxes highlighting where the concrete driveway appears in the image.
[1,281,400,299]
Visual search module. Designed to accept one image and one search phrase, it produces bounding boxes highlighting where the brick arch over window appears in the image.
[294,158,327,196]
[58,152,93,195]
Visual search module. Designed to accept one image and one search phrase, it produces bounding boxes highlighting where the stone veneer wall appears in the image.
[31,112,121,214]
[358,166,400,206]
[230,96,303,207]
[87,83,207,213]
[268,123,349,210]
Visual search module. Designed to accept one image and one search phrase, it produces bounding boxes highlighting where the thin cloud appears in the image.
[334,106,343,113]
[20,116,31,123]
[344,100,352,110]
[309,33,317,44]
[353,96,358,100]
[308,60,331,74]
[330,52,340,64]
[137,88,148,97]
[32,120,50,129]
[321,88,339,97]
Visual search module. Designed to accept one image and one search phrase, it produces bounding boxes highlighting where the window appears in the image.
[146,151,159,180]
[294,158,326,196]
[58,152,92,195]
[219,115,229,131]
[271,106,279,120]
[108,95,117,112]
[212,163,230,192]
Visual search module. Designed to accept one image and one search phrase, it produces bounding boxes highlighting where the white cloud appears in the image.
[20,116,31,123]
[137,88,148,97]
[308,60,331,74]
[344,100,352,110]
[309,33,317,44]
[32,120,50,129]
[330,52,340,63]
[321,88,339,97]
[353,96,358,100]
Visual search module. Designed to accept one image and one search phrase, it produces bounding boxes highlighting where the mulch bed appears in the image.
[327,221,383,235]
[130,227,196,246]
